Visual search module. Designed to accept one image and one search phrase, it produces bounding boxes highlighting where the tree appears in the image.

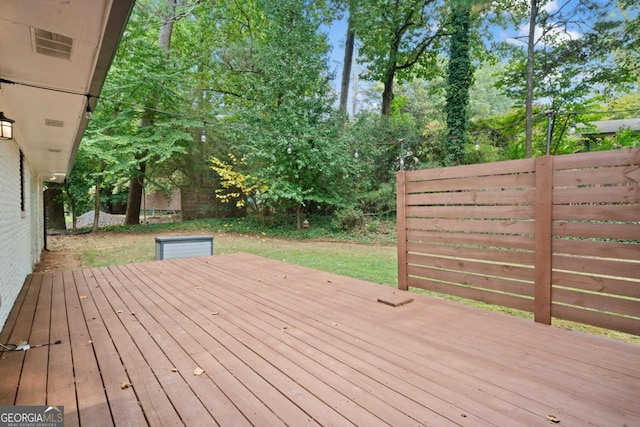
[125,0,176,225]
[496,0,638,157]
[352,0,450,116]
[340,10,356,115]
[444,0,474,165]
[205,0,355,229]
[87,0,197,225]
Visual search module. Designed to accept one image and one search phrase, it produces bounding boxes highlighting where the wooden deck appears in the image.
[1,253,638,426]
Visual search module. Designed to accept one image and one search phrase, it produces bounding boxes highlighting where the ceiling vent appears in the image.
[44,118,64,128]
[31,28,73,60]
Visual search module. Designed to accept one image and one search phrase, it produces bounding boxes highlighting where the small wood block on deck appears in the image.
[377,291,414,307]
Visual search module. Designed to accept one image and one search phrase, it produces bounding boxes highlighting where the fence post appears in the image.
[534,156,553,324]
[397,171,408,291]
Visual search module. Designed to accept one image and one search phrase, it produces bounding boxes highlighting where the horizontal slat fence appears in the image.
[397,147,640,335]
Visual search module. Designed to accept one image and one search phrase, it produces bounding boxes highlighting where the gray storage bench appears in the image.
[155,235,214,260]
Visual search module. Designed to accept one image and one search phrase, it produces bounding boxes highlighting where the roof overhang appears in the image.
[0,0,134,183]
[577,118,640,138]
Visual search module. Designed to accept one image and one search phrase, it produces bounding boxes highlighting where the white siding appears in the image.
[0,140,43,330]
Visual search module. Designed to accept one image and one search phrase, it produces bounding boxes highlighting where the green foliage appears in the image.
[333,206,365,231]
[63,145,99,227]
[496,1,638,131]
[351,0,449,114]
[444,1,474,166]
[205,0,356,226]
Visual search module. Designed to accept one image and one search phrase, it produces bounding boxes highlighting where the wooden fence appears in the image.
[396,148,640,335]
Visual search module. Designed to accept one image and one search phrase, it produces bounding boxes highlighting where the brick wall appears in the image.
[0,141,43,330]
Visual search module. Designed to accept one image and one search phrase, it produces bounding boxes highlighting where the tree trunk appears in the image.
[125,160,146,225]
[93,161,105,231]
[339,15,355,115]
[159,0,176,56]
[93,177,101,232]
[125,0,175,226]
[44,183,66,230]
[525,0,538,158]
[444,2,472,166]
[381,68,395,116]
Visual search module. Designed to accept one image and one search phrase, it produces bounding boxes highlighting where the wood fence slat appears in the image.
[407,217,535,235]
[407,171,535,193]
[407,276,535,312]
[552,286,640,318]
[553,239,639,261]
[406,204,535,219]
[553,254,640,281]
[552,304,640,336]
[407,241,534,265]
[406,157,535,181]
[553,204,640,222]
[553,271,640,298]
[553,221,640,240]
[407,264,534,297]
[553,164,640,187]
[553,185,640,204]
[552,147,640,169]
[407,188,535,206]
[407,229,535,250]
[407,253,534,282]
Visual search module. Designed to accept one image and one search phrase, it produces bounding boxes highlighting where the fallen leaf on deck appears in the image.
[327,280,333,283]
[193,367,205,376]
[212,312,219,316]
[79,296,88,300]
[116,310,124,314]
[170,368,178,373]
[547,415,560,423]
[120,382,131,389]
[332,322,338,326]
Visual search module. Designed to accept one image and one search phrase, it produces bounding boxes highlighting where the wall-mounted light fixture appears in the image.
[0,112,15,140]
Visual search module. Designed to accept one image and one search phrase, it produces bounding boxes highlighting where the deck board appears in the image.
[1,253,638,426]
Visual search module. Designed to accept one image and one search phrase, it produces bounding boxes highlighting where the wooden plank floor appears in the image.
[1,253,639,426]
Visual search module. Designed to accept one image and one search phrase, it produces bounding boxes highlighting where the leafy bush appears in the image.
[332,207,365,231]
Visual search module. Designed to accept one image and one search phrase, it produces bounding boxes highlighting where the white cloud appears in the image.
[542,0,559,14]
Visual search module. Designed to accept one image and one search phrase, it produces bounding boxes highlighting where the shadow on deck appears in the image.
[1,253,638,426]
